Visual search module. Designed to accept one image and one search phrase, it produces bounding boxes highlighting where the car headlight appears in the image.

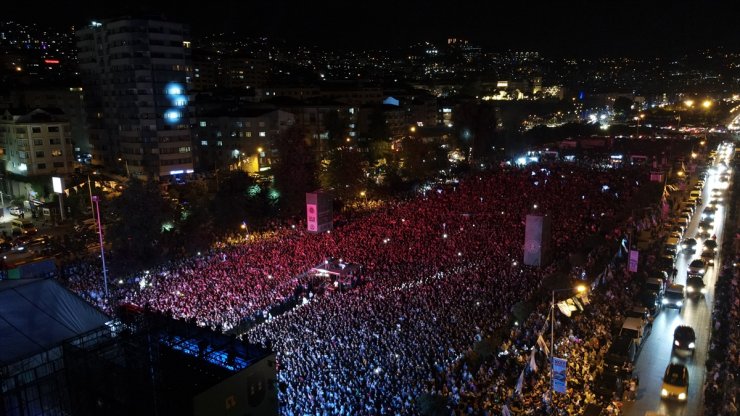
[689,342,695,349]
[676,301,683,307]
[678,392,686,400]
[699,269,705,274]
[686,286,694,293]
[662,298,669,304]
[662,388,669,397]
[674,340,680,346]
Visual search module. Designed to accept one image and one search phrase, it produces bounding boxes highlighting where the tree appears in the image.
[172,179,214,253]
[366,106,390,141]
[321,147,366,200]
[272,126,318,216]
[324,109,348,150]
[453,102,498,163]
[210,171,253,233]
[399,138,449,183]
[613,96,633,117]
[106,178,173,271]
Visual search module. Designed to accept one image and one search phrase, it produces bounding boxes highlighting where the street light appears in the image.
[360,190,367,202]
[702,100,712,109]
[241,221,249,241]
[550,284,587,414]
[117,157,130,177]
[634,113,645,138]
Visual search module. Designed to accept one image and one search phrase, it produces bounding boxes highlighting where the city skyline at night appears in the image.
[3,0,738,55]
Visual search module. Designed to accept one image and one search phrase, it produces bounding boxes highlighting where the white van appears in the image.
[620,317,650,348]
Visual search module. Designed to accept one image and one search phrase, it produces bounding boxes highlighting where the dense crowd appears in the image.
[704,205,740,414]
[59,163,646,415]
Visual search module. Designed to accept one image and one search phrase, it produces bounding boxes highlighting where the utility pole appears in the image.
[92,196,109,299]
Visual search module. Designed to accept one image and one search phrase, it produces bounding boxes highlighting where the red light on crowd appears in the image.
[44,59,60,64]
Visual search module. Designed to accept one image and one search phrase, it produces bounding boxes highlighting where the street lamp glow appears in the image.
[257,147,263,153]
[702,100,712,109]
[684,99,694,107]
[576,285,587,293]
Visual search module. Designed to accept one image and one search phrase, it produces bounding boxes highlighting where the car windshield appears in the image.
[621,328,639,338]
[665,290,684,300]
[690,260,704,268]
[645,282,661,291]
[688,277,704,286]
[664,366,688,386]
[674,327,695,341]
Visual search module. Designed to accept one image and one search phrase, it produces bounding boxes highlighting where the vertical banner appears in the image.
[629,249,639,272]
[306,204,318,232]
[552,357,567,394]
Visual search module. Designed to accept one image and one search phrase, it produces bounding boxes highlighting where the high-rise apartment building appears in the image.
[76,17,194,178]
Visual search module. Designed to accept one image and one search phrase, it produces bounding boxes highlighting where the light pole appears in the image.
[91,196,109,299]
[550,284,586,414]
[118,157,130,177]
[241,221,249,242]
[634,113,645,138]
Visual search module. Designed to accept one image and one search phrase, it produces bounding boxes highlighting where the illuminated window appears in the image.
[216,141,223,146]
[200,140,207,146]
[245,132,252,138]
[259,131,266,137]
[51,149,63,157]
[199,121,207,127]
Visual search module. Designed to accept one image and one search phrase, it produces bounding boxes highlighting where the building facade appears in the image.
[193,108,294,172]
[76,17,194,178]
[0,108,75,178]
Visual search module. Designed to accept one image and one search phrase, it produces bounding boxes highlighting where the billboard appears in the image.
[523,214,551,267]
[306,191,333,233]
[52,177,63,194]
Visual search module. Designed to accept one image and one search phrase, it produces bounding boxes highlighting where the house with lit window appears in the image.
[0,107,75,200]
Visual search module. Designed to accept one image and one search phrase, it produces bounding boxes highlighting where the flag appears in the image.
[557,301,572,317]
[537,334,550,356]
[502,404,512,416]
[515,369,525,394]
[572,297,584,311]
[529,349,538,373]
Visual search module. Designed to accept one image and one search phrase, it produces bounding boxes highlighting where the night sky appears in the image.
[6,0,738,55]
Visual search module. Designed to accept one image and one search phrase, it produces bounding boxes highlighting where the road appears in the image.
[623,159,730,416]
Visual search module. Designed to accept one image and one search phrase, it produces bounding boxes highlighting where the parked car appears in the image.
[9,206,24,216]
